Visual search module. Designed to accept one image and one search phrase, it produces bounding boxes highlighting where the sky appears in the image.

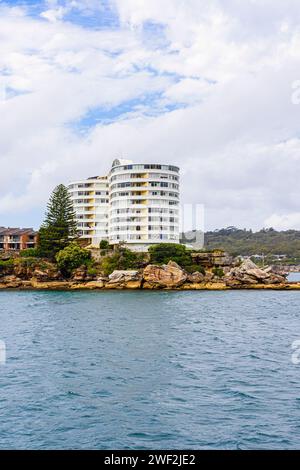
[1,0,300,231]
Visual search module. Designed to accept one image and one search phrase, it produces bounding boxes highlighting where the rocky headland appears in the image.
[0,256,298,290]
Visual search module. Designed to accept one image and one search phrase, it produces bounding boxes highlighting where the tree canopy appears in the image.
[38,184,78,259]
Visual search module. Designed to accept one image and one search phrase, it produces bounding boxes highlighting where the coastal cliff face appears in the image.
[0,258,292,290]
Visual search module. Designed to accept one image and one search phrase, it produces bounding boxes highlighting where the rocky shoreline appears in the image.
[0,259,299,291]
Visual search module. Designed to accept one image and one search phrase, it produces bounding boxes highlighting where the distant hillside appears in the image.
[182,227,300,264]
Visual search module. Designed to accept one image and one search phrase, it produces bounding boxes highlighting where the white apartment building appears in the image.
[68,176,109,243]
[68,159,180,251]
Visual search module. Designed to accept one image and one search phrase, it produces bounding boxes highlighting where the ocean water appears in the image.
[1,290,300,450]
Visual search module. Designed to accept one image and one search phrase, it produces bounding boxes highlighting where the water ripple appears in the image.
[1,290,300,449]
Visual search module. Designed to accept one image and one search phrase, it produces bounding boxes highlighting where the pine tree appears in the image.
[38,184,78,259]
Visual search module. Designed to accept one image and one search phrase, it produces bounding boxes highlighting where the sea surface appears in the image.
[1,290,300,450]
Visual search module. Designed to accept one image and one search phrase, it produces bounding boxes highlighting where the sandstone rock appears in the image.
[106,270,142,289]
[32,267,61,281]
[71,280,105,289]
[1,275,22,288]
[14,264,31,279]
[143,261,187,288]
[0,265,14,277]
[33,269,49,280]
[187,272,205,283]
[181,282,207,290]
[191,251,234,268]
[30,280,70,289]
[72,266,87,281]
[204,272,214,282]
[225,259,287,286]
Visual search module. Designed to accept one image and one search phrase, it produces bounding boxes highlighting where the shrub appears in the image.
[149,243,194,269]
[18,257,37,268]
[99,239,109,249]
[56,243,91,277]
[87,266,98,277]
[212,267,225,278]
[20,248,40,258]
[0,259,14,268]
[101,248,145,276]
[185,264,205,275]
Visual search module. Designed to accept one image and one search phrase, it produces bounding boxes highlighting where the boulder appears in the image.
[33,269,49,281]
[225,259,287,286]
[106,270,142,289]
[72,266,87,281]
[191,251,234,268]
[1,275,22,288]
[143,261,187,288]
[14,264,31,279]
[187,272,205,283]
[32,267,61,281]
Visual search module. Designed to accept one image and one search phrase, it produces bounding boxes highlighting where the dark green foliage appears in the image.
[17,257,38,268]
[212,267,225,278]
[0,258,14,276]
[38,184,78,259]
[99,240,109,249]
[185,264,206,275]
[87,266,98,277]
[55,243,91,277]
[0,259,14,268]
[149,243,193,268]
[101,248,145,276]
[20,248,40,258]
[203,227,300,264]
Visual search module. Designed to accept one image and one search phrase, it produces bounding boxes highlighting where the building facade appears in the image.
[68,176,109,244]
[0,227,38,251]
[68,159,180,251]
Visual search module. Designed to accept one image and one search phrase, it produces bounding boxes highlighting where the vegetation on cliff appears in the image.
[149,243,205,274]
[100,247,146,276]
[55,243,92,277]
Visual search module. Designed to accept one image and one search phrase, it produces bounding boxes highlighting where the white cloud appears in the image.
[1,0,300,231]
[265,213,300,231]
[41,7,68,23]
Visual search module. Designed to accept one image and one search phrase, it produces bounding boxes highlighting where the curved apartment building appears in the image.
[68,159,180,251]
[109,159,180,250]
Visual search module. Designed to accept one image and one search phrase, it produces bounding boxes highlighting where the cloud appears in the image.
[265,212,300,231]
[1,0,300,231]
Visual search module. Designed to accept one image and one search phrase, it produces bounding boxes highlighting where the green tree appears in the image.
[56,243,91,277]
[99,239,110,249]
[101,248,145,276]
[38,184,78,259]
[148,243,207,273]
[149,243,191,266]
